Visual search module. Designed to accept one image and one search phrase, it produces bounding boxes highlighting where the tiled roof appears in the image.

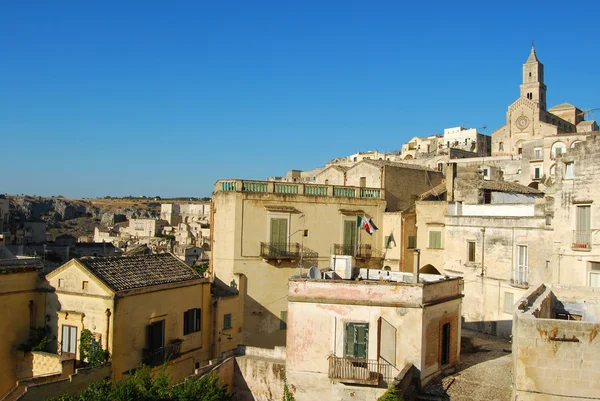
[361,159,438,171]
[77,253,203,292]
[456,178,543,195]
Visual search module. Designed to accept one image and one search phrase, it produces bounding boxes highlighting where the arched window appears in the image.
[551,141,566,158]
[499,142,504,151]
[571,140,582,148]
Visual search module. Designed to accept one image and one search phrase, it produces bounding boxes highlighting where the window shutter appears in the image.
[183,311,189,335]
[196,308,201,332]
[145,324,153,351]
[355,325,368,359]
[345,323,355,357]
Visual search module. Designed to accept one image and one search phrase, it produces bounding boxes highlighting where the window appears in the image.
[590,262,600,288]
[483,168,488,177]
[499,142,504,151]
[534,147,542,159]
[514,245,528,286]
[359,177,366,188]
[61,325,77,356]
[518,148,523,155]
[504,292,514,314]
[223,313,232,330]
[534,166,542,179]
[407,235,416,249]
[345,323,368,359]
[58,278,65,288]
[565,162,575,179]
[545,215,553,226]
[467,241,476,262]
[82,281,88,290]
[555,147,562,157]
[280,311,288,330]
[429,231,442,249]
[184,308,201,335]
[575,205,591,249]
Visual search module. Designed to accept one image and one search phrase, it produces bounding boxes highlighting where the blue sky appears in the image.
[2,1,599,198]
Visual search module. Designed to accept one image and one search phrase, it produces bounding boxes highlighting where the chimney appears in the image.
[413,248,420,283]
[446,162,457,201]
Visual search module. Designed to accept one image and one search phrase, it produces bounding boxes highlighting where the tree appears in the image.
[377,387,403,401]
[46,365,233,401]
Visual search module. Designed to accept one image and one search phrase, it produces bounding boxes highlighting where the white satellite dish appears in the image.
[307,266,320,280]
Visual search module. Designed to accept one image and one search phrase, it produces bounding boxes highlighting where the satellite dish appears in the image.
[308,266,320,280]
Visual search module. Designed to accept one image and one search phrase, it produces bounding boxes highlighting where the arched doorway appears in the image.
[420,264,441,275]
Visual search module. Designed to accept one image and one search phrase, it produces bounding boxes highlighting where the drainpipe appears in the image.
[480,228,486,276]
[105,309,111,352]
[400,215,406,272]
[413,249,420,283]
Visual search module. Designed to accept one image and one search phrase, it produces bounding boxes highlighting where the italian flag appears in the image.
[357,215,378,235]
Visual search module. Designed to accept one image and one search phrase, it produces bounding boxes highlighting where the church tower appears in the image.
[520,43,547,110]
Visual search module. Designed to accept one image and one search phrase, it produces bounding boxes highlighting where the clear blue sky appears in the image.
[2,1,599,198]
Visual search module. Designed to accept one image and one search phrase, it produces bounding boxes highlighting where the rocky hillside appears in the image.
[6,196,162,240]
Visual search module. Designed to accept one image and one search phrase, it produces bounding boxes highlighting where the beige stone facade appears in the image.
[211,179,387,347]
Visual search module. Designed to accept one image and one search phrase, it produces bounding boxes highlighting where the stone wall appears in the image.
[18,365,111,401]
[232,347,286,401]
[513,287,600,400]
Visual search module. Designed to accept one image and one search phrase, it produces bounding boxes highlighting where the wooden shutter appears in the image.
[345,323,355,357]
[183,310,189,335]
[343,220,357,250]
[429,231,441,248]
[196,308,201,332]
[354,324,368,359]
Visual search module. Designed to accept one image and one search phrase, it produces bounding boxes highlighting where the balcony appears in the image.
[572,230,591,250]
[328,356,394,385]
[215,179,382,200]
[333,244,381,260]
[142,340,183,367]
[260,242,319,261]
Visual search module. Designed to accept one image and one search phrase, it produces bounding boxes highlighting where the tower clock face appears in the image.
[516,116,530,130]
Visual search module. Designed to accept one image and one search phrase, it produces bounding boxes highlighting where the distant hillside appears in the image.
[6,196,163,240]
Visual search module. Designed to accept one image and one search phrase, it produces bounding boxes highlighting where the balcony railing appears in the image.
[328,356,394,385]
[142,341,183,367]
[260,242,319,261]
[573,230,591,250]
[333,244,381,259]
[215,180,382,199]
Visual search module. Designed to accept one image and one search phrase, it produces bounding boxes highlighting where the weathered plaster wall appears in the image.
[513,286,600,400]
[232,347,285,401]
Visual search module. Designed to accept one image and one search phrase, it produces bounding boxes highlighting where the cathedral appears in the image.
[491,45,598,157]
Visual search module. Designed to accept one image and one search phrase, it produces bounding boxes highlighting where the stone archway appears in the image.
[420,264,441,275]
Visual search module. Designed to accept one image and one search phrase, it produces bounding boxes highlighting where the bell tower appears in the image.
[520,42,547,110]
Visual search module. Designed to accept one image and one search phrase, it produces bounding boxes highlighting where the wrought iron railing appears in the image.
[333,244,380,259]
[573,230,591,249]
[142,341,182,367]
[328,356,394,385]
[260,242,318,260]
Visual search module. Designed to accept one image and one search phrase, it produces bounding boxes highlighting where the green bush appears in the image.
[377,387,403,401]
[46,365,233,401]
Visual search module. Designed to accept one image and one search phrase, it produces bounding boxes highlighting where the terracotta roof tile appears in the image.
[77,253,203,292]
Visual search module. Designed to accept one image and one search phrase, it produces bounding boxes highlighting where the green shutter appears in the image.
[429,231,442,249]
[343,220,357,254]
[223,313,232,330]
[354,324,368,359]
[270,218,288,255]
[280,311,288,330]
[345,323,355,357]
[345,323,368,358]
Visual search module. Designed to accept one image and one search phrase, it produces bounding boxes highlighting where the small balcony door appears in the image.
[343,220,357,256]
[61,325,77,358]
[270,218,288,256]
[345,323,368,359]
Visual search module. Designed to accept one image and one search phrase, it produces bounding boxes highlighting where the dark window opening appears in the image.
[441,323,451,365]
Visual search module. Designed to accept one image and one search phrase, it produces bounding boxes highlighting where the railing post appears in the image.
[327,185,334,197]
[267,182,275,193]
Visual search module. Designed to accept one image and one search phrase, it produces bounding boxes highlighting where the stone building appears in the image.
[552,134,600,288]
[211,179,387,347]
[314,159,444,212]
[160,202,211,226]
[0,255,45,398]
[42,254,212,381]
[512,284,600,400]
[122,218,169,238]
[285,269,463,400]
[491,45,597,158]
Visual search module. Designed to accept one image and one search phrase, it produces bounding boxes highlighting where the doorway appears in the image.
[441,323,450,365]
